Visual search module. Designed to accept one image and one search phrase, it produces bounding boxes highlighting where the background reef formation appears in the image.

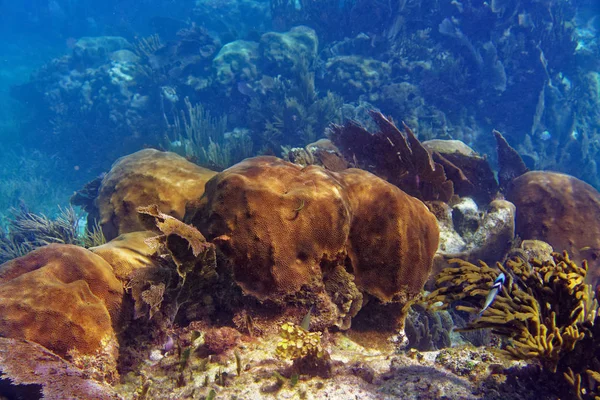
[10,0,599,196]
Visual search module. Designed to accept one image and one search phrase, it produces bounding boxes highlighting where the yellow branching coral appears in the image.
[276,322,325,360]
[427,252,594,373]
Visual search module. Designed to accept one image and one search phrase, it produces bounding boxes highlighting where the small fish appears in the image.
[300,305,314,330]
[540,130,552,141]
[237,81,256,98]
[478,273,505,316]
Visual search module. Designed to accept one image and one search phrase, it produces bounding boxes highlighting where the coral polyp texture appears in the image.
[187,156,439,327]
[339,168,439,303]
[506,171,600,285]
[90,231,161,282]
[0,244,123,359]
[96,149,217,241]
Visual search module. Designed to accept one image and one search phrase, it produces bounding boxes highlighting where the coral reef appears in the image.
[212,40,259,86]
[187,156,352,302]
[259,26,318,76]
[283,139,348,172]
[404,304,453,352]
[506,171,600,285]
[193,0,270,40]
[339,167,439,303]
[203,327,241,355]
[90,231,161,282]
[247,60,343,153]
[187,156,439,329]
[0,244,122,363]
[12,35,162,172]
[324,56,391,99]
[94,149,216,241]
[164,97,253,170]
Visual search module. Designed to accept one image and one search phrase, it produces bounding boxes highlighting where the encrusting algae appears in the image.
[427,251,600,399]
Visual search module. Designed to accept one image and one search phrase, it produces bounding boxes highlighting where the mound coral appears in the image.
[90,231,161,282]
[95,149,216,241]
[506,171,600,285]
[0,244,123,360]
[187,156,439,329]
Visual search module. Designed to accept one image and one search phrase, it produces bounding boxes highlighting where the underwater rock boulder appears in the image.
[259,26,318,75]
[97,149,217,241]
[0,244,123,359]
[507,171,600,283]
[187,156,439,328]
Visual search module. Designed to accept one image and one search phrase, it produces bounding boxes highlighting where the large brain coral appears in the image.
[188,156,351,299]
[96,149,217,241]
[340,168,440,303]
[0,244,123,358]
[507,171,600,287]
[187,156,439,326]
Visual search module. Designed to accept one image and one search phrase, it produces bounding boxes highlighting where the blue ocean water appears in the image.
[1,2,600,399]
[0,0,598,223]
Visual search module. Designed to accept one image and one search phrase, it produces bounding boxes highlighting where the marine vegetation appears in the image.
[427,251,600,399]
[0,206,82,263]
[329,110,454,202]
[247,60,343,154]
[164,97,253,170]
